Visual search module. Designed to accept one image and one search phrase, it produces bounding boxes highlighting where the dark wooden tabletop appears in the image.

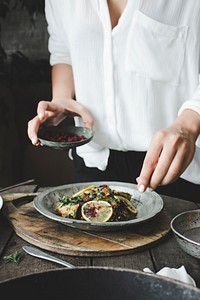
[0,181,200,287]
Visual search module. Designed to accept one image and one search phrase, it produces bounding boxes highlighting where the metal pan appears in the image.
[0,267,199,299]
[170,209,200,259]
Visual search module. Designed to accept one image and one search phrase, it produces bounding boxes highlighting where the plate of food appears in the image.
[38,125,94,150]
[33,181,164,232]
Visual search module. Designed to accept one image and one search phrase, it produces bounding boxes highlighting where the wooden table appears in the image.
[0,182,200,287]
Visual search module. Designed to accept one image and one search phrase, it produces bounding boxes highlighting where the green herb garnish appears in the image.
[3,250,22,264]
[60,195,84,206]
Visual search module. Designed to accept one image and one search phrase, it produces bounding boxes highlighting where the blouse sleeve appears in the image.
[178,82,200,116]
[178,85,200,148]
[45,0,71,66]
[178,85,200,183]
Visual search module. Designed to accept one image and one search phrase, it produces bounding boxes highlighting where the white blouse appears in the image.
[45,0,200,184]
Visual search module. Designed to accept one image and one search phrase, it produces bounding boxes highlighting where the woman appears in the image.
[28,0,200,201]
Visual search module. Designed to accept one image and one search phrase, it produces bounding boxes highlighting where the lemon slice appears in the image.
[71,185,96,198]
[81,200,113,222]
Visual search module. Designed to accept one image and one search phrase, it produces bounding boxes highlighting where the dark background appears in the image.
[0,0,75,187]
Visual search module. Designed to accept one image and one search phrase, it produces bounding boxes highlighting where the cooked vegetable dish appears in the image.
[55,184,137,222]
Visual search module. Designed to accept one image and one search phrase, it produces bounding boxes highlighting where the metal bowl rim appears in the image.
[1,266,199,292]
[170,209,200,246]
[38,125,95,147]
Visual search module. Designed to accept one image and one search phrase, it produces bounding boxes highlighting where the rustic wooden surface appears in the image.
[0,183,200,288]
[2,192,171,257]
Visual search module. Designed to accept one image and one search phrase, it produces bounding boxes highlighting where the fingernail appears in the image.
[31,138,36,145]
[136,177,140,183]
[38,112,44,120]
[146,187,153,192]
[138,184,145,193]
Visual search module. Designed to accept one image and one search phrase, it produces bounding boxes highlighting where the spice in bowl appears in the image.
[38,125,94,150]
[40,130,86,143]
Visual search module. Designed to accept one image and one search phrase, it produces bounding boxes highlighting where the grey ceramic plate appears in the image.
[170,209,200,259]
[38,125,94,150]
[34,181,164,232]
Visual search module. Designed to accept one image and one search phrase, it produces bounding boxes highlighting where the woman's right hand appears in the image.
[27,98,94,146]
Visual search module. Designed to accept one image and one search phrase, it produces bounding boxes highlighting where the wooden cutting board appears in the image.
[2,193,171,257]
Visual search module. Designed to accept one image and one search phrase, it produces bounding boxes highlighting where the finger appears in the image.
[159,144,193,186]
[37,99,94,128]
[37,101,69,126]
[137,143,162,192]
[66,101,94,128]
[82,111,94,129]
[37,101,60,120]
[159,153,185,186]
[148,146,177,190]
[27,116,42,145]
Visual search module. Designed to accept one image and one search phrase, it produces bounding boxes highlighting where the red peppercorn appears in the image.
[41,130,86,142]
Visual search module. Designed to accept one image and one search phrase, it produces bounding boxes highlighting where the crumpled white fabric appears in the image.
[143,266,196,287]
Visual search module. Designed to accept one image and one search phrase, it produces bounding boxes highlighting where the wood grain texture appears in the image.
[2,194,171,257]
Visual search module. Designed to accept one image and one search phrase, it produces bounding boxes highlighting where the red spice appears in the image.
[40,130,86,142]
[84,205,102,218]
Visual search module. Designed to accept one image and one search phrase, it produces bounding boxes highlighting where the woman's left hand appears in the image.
[137,109,200,192]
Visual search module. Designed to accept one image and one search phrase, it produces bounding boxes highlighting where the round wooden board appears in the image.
[3,197,171,257]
